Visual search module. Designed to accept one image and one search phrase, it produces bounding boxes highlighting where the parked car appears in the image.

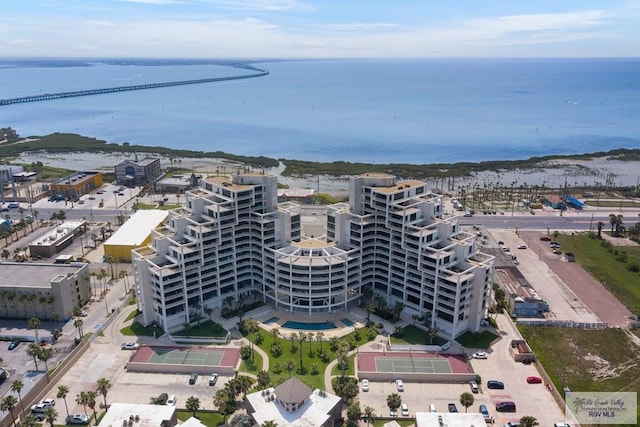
[527,376,543,384]
[361,379,369,392]
[540,236,551,241]
[517,244,527,249]
[121,342,140,350]
[8,341,20,350]
[189,373,198,385]
[448,403,458,413]
[470,381,479,393]
[479,404,491,421]
[505,421,521,427]
[166,395,177,406]
[487,380,505,389]
[472,351,488,359]
[66,414,90,425]
[401,403,409,416]
[495,401,517,412]
[209,373,218,386]
[31,399,55,412]
[395,379,404,392]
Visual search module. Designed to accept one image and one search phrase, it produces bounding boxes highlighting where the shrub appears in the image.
[627,262,640,273]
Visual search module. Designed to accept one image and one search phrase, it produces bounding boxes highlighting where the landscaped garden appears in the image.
[390,324,447,346]
[240,319,377,391]
[172,320,228,338]
[455,330,499,348]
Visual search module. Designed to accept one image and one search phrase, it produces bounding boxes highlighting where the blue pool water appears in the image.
[263,316,280,325]
[341,318,355,327]
[282,321,337,330]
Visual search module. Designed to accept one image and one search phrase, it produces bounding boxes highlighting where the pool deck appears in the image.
[255,310,367,339]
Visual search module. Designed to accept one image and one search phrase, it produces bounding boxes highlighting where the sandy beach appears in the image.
[16,151,640,198]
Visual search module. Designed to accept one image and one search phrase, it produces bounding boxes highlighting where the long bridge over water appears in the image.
[0,67,268,106]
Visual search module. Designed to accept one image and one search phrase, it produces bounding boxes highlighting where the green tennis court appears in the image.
[146,347,224,366]
[375,356,453,373]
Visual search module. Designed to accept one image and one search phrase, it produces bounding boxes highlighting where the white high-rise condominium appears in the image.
[133,172,494,337]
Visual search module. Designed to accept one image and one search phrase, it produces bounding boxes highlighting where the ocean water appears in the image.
[1,58,639,164]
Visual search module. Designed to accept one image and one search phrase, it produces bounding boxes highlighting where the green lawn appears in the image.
[518,325,640,420]
[239,349,264,374]
[331,353,356,376]
[556,234,640,313]
[247,326,373,390]
[173,320,228,338]
[372,419,414,427]
[124,309,139,322]
[177,410,225,426]
[455,330,499,349]
[390,324,446,346]
[120,321,164,337]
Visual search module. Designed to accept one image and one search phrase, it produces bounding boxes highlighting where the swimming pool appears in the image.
[282,320,337,330]
[263,316,280,325]
[341,318,355,327]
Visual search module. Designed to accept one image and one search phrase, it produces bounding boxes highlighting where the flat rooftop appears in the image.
[105,210,169,246]
[415,412,487,427]
[97,403,175,427]
[0,263,86,289]
[246,388,341,427]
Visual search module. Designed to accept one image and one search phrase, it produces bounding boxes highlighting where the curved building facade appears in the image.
[133,172,494,337]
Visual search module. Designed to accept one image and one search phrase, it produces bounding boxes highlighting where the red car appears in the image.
[527,376,543,384]
[539,236,551,241]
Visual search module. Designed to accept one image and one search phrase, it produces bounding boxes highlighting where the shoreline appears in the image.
[16,150,640,199]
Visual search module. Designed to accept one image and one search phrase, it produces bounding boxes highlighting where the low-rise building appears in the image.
[155,173,199,194]
[28,221,88,259]
[115,157,162,186]
[246,378,342,427]
[97,403,177,427]
[103,210,169,262]
[0,262,90,321]
[49,172,103,201]
[415,412,487,427]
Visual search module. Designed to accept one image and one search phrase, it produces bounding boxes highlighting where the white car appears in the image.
[66,414,89,425]
[470,381,479,393]
[473,352,488,359]
[121,342,140,350]
[395,379,404,392]
[361,379,369,392]
[31,399,55,412]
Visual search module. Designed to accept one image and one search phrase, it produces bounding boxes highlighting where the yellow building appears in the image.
[104,210,169,262]
[50,172,103,200]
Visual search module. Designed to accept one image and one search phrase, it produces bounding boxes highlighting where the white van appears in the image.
[166,395,176,406]
[429,404,437,413]
[401,403,409,416]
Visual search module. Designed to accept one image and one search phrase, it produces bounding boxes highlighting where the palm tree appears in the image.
[597,221,605,238]
[76,391,89,417]
[0,395,18,426]
[74,318,84,339]
[39,346,54,372]
[520,416,539,427]
[22,413,39,427]
[43,406,58,427]
[363,406,375,426]
[270,327,279,342]
[185,396,200,417]
[316,331,325,351]
[262,421,278,427]
[387,393,402,416]
[86,390,98,423]
[57,385,70,418]
[97,378,112,408]
[427,327,438,345]
[27,342,40,371]
[10,380,25,415]
[459,392,474,412]
[284,359,295,378]
[235,375,254,399]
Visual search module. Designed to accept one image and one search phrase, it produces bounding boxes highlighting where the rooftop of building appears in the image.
[374,179,427,194]
[29,221,86,247]
[104,210,169,247]
[202,176,254,191]
[116,157,160,167]
[415,412,487,427]
[0,262,86,289]
[97,402,175,427]
[53,171,99,185]
[246,382,341,427]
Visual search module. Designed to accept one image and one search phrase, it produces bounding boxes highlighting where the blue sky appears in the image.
[2,0,639,58]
